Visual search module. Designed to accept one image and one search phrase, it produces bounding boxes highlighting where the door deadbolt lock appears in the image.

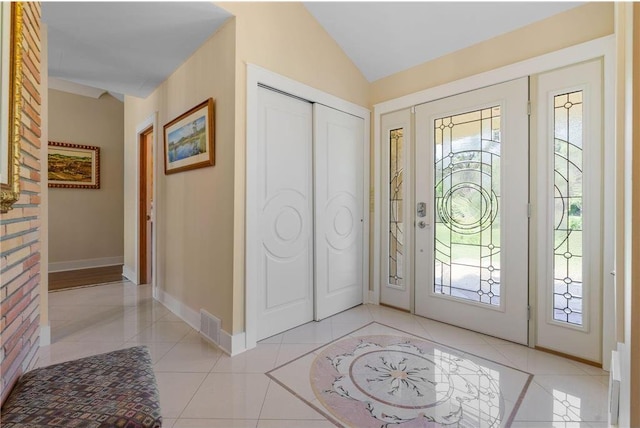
[417,202,427,218]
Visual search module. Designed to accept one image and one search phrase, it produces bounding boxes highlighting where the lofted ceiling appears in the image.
[42,2,232,99]
[43,2,583,99]
[303,2,583,82]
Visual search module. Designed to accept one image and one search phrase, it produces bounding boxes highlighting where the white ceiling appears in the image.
[42,2,232,98]
[42,2,583,99]
[304,2,583,82]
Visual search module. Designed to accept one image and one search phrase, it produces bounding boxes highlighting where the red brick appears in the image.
[29,169,41,182]
[21,153,40,170]
[22,76,41,107]
[0,265,24,288]
[4,247,31,268]
[1,235,23,250]
[5,218,30,234]
[29,242,41,255]
[22,207,38,218]
[22,52,40,87]
[1,285,24,311]
[0,207,24,221]
[20,132,41,157]
[30,121,41,139]
[22,253,40,270]
[4,295,30,333]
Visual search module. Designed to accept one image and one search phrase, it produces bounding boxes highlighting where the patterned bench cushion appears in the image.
[1,346,162,427]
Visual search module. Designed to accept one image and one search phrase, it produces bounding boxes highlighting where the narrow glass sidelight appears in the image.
[433,106,502,306]
[552,91,583,326]
[389,128,404,286]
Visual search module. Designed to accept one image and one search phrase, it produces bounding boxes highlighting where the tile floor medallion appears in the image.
[268,323,534,428]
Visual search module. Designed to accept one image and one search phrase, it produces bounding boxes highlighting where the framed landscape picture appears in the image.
[48,142,100,189]
[164,98,215,174]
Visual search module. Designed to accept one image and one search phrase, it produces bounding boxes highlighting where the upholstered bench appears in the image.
[1,346,162,427]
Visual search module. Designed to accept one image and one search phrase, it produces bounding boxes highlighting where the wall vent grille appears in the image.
[200,309,221,345]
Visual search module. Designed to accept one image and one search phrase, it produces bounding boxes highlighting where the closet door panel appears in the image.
[256,87,314,340]
[314,104,364,320]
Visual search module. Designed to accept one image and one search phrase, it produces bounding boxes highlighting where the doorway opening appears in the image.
[139,126,153,285]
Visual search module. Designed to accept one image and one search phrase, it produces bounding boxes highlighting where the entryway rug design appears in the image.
[267,322,533,427]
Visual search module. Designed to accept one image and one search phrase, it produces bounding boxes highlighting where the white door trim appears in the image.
[372,34,615,369]
[133,113,159,297]
[246,64,371,350]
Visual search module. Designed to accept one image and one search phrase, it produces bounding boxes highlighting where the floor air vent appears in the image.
[200,309,220,345]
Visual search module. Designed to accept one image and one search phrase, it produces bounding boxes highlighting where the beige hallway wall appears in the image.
[371,2,614,105]
[216,2,371,334]
[124,19,236,333]
[48,90,124,270]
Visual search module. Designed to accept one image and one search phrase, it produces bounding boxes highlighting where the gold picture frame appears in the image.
[163,98,215,174]
[48,142,101,189]
[0,2,23,212]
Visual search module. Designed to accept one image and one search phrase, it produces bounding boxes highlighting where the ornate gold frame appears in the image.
[1,2,23,212]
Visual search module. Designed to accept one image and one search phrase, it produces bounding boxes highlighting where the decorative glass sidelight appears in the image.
[433,107,501,306]
[553,91,584,326]
[389,129,404,286]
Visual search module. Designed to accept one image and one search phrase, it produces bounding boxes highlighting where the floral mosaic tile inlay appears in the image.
[268,323,533,427]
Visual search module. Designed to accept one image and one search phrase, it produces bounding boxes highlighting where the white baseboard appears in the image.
[609,349,621,426]
[220,330,246,356]
[155,289,246,356]
[122,265,136,284]
[40,324,51,346]
[49,256,124,273]
[156,289,200,332]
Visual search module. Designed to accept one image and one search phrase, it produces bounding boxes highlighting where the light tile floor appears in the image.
[38,282,610,427]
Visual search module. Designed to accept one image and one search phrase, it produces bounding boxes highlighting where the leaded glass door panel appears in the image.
[414,78,529,345]
[535,60,602,364]
[380,108,412,311]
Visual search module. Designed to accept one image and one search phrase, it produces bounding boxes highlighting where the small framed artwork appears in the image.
[48,142,100,189]
[164,98,215,174]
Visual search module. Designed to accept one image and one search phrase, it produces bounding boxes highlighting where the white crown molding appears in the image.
[48,77,107,99]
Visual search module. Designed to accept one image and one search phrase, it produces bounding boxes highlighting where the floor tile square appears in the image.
[181,373,270,419]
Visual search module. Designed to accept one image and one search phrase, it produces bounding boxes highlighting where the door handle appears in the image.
[417,220,427,229]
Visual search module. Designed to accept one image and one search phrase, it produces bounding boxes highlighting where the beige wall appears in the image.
[124,19,236,332]
[217,2,371,333]
[123,2,615,340]
[630,4,640,425]
[48,90,124,268]
[371,2,614,105]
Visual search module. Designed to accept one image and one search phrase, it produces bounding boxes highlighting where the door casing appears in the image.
[245,64,371,351]
[133,113,159,294]
[373,35,615,369]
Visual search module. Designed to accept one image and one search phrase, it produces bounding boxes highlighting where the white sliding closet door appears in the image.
[314,104,364,320]
[256,87,314,340]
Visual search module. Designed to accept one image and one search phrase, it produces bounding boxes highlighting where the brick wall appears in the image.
[0,2,42,406]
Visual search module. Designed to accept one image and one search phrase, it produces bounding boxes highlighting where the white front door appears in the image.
[535,60,603,364]
[256,87,314,340]
[414,78,530,344]
[314,104,364,320]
